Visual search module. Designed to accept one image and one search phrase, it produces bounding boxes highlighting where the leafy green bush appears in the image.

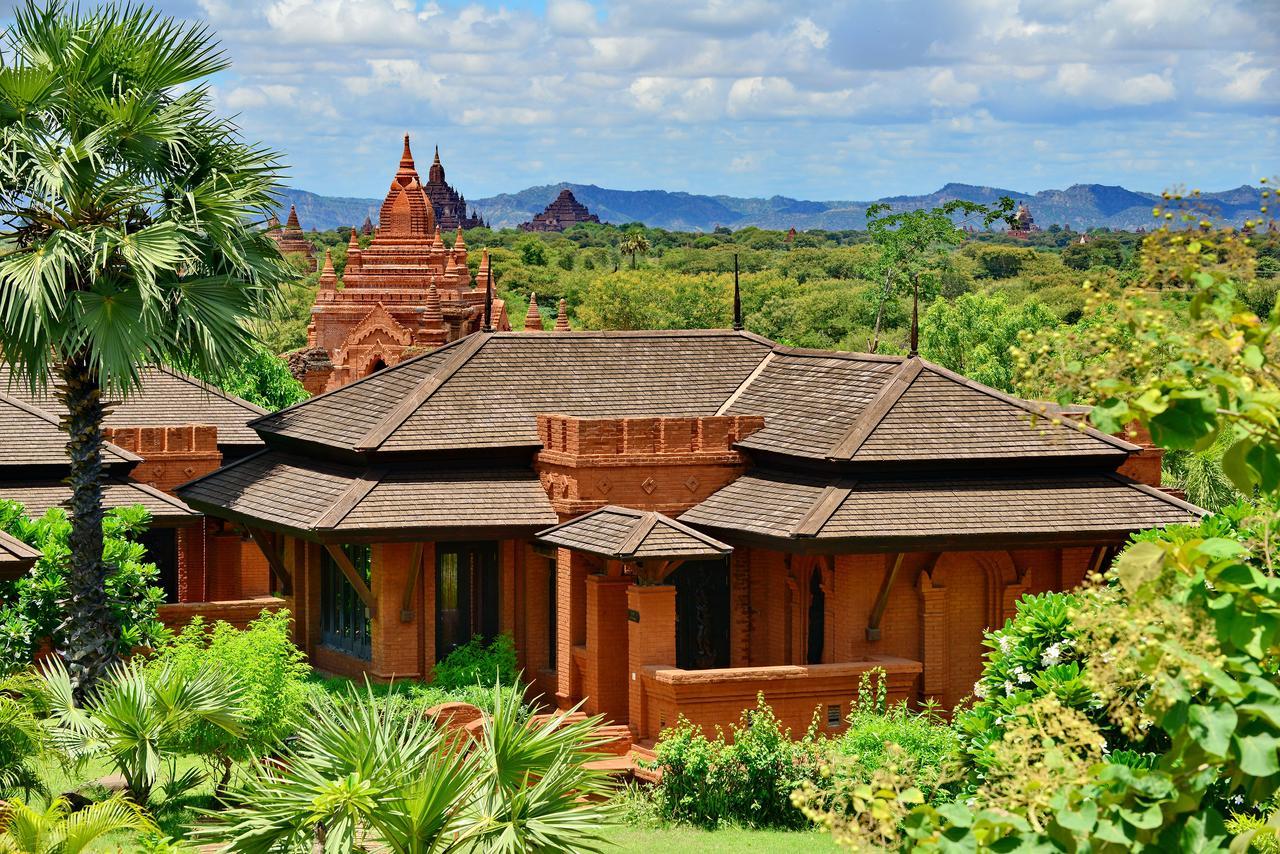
[430,633,518,690]
[652,694,825,829]
[833,671,958,800]
[146,609,309,783]
[0,502,166,672]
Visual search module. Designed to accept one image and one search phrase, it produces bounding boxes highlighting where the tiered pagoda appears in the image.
[300,135,508,394]
[1008,203,1040,239]
[519,188,601,232]
[423,146,486,231]
[268,205,317,271]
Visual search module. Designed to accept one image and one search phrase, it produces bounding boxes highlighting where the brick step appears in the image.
[528,712,633,756]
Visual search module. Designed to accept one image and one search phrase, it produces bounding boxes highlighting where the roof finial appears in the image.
[909,274,920,358]
[555,298,570,332]
[400,133,414,169]
[483,266,494,333]
[732,253,743,331]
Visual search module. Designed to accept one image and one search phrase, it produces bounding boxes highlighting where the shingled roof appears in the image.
[680,470,1203,550]
[177,450,557,540]
[538,506,731,560]
[0,365,266,449]
[247,331,1131,466]
[0,530,40,575]
[0,391,138,469]
[0,479,198,522]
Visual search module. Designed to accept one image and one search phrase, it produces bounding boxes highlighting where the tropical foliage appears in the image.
[0,795,156,854]
[0,0,290,691]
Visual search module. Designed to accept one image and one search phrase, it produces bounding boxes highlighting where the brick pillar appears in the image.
[583,574,632,722]
[730,548,751,667]
[919,577,948,703]
[177,522,207,603]
[371,542,422,679]
[555,548,589,706]
[627,584,676,739]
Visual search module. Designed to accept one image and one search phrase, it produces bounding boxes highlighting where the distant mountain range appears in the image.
[276,182,1263,234]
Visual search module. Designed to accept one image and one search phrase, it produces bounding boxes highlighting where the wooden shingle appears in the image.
[0,478,198,521]
[0,529,40,573]
[0,391,138,468]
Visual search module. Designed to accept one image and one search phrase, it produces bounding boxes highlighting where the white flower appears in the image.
[1232,795,1245,805]
[973,681,987,698]
[1004,680,1015,696]
[998,635,1015,654]
[1042,643,1062,666]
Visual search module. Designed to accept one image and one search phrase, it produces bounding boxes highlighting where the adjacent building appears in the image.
[267,205,317,271]
[423,146,487,231]
[0,366,277,629]
[519,189,601,232]
[177,328,1200,747]
[298,136,509,395]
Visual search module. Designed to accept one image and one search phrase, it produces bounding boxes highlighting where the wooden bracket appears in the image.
[324,543,376,615]
[401,542,424,623]
[247,528,293,596]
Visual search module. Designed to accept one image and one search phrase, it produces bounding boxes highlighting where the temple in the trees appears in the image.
[423,146,487,231]
[267,205,317,271]
[519,188,601,232]
[296,135,508,394]
[1008,203,1040,239]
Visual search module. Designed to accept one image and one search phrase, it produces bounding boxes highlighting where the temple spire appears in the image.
[732,253,743,331]
[285,204,301,230]
[555,298,571,332]
[424,282,442,324]
[400,133,415,169]
[524,292,543,331]
[454,226,466,251]
[318,249,337,290]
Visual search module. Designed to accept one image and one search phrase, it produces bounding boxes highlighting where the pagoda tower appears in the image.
[270,205,317,271]
[301,134,508,392]
[518,188,601,232]
[423,146,487,231]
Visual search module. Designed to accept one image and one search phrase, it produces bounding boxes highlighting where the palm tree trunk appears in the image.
[55,355,119,699]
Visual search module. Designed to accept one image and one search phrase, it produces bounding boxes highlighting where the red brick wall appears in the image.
[104,425,221,493]
[583,574,632,721]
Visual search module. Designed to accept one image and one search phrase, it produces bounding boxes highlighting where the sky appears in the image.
[3,0,1278,200]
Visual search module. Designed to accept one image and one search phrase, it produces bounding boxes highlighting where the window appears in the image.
[435,542,498,661]
[807,567,825,665]
[136,527,178,603]
[321,544,372,660]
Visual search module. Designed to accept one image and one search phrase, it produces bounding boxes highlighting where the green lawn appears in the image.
[610,825,842,853]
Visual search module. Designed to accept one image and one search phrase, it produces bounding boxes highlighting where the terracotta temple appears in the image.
[519,188,601,232]
[177,324,1202,757]
[298,135,509,394]
[268,205,317,271]
[423,146,487,231]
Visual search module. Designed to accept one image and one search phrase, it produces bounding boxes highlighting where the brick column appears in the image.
[627,584,676,738]
[371,542,422,679]
[555,549,589,706]
[919,576,948,704]
[583,574,632,722]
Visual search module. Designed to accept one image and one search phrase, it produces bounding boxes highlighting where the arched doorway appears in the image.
[366,357,387,376]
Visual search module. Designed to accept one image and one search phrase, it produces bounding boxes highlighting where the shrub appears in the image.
[833,671,958,800]
[651,694,824,829]
[431,633,518,691]
[0,503,166,673]
[146,609,310,785]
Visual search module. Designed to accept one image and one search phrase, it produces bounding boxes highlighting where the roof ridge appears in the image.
[173,447,271,494]
[110,475,198,514]
[716,351,774,415]
[355,333,491,452]
[249,334,476,429]
[656,511,736,550]
[789,478,857,537]
[918,360,1139,453]
[1104,472,1207,516]
[769,344,905,363]
[153,365,269,416]
[618,512,662,557]
[826,358,924,460]
[0,390,140,464]
[314,465,388,531]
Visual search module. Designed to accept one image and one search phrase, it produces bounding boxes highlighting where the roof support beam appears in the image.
[247,527,292,596]
[867,552,938,641]
[324,543,376,615]
[401,542,424,623]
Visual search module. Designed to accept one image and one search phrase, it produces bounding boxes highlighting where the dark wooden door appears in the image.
[436,541,499,661]
[672,559,730,670]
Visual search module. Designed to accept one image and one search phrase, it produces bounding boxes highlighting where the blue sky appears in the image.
[4,0,1277,200]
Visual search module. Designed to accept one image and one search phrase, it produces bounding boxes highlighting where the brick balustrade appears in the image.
[635,657,922,741]
[103,425,221,492]
[157,596,284,631]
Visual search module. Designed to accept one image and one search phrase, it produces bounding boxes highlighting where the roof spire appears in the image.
[483,265,494,333]
[732,253,743,331]
[524,292,543,331]
[400,133,415,169]
[424,281,442,324]
[454,225,466,251]
[318,249,337,290]
[555,298,571,332]
[909,274,920,358]
[285,204,301,230]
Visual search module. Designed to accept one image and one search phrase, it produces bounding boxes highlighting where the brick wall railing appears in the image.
[103,425,222,493]
[536,413,763,462]
[635,657,922,741]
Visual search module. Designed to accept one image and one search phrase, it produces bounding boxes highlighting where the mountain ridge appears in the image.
[276,181,1262,234]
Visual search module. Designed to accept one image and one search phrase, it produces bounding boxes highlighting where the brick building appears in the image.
[178,329,1201,742]
[298,135,508,395]
[422,145,486,231]
[0,366,279,630]
[519,188,601,232]
[267,205,317,272]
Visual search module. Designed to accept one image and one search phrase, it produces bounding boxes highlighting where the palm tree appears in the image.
[201,683,617,852]
[0,795,155,854]
[619,232,650,269]
[0,2,289,693]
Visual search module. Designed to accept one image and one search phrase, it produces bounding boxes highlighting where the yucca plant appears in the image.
[38,656,246,805]
[0,795,155,854]
[0,0,290,694]
[201,682,618,853]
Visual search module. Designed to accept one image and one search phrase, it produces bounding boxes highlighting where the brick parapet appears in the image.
[103,425,221,493]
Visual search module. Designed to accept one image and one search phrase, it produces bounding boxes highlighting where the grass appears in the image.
[609,825,842,853]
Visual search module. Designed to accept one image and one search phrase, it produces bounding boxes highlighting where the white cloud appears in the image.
[928,70,980,108]
[1052,63,1176,105]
